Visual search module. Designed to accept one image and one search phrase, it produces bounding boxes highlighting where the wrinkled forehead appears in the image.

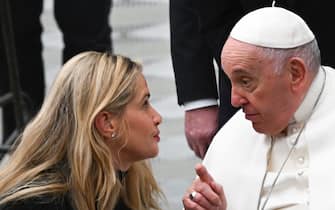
[221,37,274,77]
[221,38,260,63]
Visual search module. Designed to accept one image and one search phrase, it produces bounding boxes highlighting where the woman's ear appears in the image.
[95,111,117,139]
[288,57,307,91]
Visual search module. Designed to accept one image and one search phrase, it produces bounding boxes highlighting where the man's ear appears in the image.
[287,57,307,91]
[95,111,117,139]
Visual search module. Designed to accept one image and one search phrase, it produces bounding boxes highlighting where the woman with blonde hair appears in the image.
[0,51,164,210]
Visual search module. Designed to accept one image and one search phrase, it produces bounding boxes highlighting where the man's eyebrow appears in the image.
[231,69,251,76]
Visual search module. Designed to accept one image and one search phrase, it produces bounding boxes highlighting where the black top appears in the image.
[0,195,131,210]
[0,195,73,210]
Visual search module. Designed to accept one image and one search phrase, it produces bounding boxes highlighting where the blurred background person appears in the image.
[0,0,112,141]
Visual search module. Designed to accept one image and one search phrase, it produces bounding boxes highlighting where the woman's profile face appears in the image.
[119,73,162,165]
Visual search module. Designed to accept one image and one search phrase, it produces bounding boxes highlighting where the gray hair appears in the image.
[257,39,321,74]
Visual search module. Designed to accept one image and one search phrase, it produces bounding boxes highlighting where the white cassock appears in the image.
[203,66,335,209]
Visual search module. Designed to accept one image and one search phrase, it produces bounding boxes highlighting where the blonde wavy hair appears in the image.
[0,51,163,210]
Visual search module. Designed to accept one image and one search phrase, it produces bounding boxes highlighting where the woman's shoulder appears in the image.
[0,194,74,210]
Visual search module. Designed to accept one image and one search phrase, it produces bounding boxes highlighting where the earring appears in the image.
[111,132,117,139]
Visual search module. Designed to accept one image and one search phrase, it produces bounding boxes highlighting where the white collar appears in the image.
[293,67,326,123]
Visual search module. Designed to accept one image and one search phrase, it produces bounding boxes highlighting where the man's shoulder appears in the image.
[217,110,256,137]
[205,109,265,160]
[207,109,262,154]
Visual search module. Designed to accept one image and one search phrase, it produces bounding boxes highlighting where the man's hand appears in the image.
[183,164,227,210]
[185,106,219,159]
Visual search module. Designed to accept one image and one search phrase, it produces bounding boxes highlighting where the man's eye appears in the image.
[241,78,251,86]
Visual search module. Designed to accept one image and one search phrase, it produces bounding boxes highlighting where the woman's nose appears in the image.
[152,107,162,125]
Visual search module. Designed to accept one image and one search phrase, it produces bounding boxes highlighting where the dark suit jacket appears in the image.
[170,0,334,127]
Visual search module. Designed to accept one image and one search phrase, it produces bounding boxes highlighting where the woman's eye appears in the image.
[143,100,149,107]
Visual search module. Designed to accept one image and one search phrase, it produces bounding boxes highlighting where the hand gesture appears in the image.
[183,164,227,210]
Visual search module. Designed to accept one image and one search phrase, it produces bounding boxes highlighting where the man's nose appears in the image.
[231,88,247,108]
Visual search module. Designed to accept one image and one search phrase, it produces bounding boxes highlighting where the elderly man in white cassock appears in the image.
[182,6,335,210]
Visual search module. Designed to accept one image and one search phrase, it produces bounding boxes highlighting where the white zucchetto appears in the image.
[230,7,315,49]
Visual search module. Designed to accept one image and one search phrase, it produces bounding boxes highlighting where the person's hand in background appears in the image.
[185,106,219,159]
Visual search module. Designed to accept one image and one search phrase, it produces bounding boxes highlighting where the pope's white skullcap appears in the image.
[230,7,315,48]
